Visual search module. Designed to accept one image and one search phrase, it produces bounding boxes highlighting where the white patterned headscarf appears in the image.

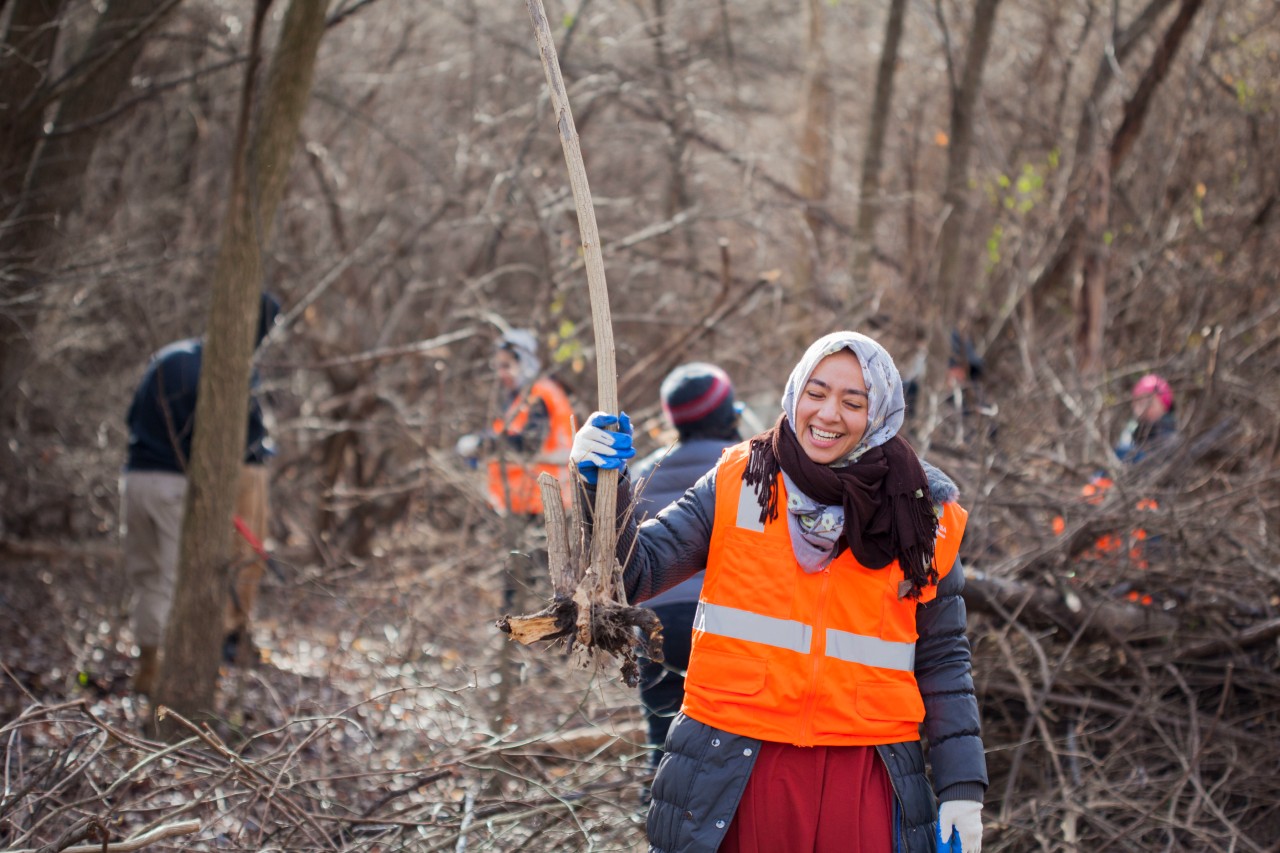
[498,328,541,388]
[781,331,906,467]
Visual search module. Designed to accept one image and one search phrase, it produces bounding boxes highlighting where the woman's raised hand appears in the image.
[569,411,635,484]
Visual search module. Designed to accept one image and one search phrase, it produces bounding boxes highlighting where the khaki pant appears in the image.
[121,471,188,647]
[120,465,269,646]
[225,464,270,635]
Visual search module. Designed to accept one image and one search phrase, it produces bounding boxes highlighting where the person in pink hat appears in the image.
[1116,373,1178,463]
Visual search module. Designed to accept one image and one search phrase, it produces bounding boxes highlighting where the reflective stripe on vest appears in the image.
[697,601,812,654]
[696,602,916,671]
[735,479,766,532]
[826,627,915,671]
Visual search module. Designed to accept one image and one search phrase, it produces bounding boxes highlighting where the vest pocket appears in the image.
[713,535,797,609]
[687,649,768,696]
[856,682,925,723]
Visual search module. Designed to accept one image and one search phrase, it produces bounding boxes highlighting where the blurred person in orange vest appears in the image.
[455,329,575,604]
[571,331,986,853]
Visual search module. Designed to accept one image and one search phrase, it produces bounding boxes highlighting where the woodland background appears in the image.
[1,0,1279,850]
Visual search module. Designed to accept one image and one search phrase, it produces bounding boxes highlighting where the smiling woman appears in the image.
[569,330,988,853]
[794,350,869,464]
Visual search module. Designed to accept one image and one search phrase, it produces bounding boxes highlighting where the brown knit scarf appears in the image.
[742,416,940,597]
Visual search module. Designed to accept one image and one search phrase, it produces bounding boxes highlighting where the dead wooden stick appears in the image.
[524,0,618,571]
[2,820,201,853]
[539,474,573,596]
[497,3,665,680]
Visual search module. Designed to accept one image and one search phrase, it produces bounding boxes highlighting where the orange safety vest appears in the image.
[682,443,967,747]
[487,377,574,515]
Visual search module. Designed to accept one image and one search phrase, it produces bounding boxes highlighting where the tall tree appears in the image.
[641,0,697,265]
[927,0,1002,392]
[152,0,330,733]
[793,0,831,345]
[1027,0,1179,327]
[0,0,178,525]
[1077,0,1205,372]
[850,0,907,295]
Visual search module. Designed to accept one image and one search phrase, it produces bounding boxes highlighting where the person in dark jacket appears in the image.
[571,331,987,853]
[1114,373,1178,464]
[903,330,997,448]
[121,292,280,694]
[632,363,744,772]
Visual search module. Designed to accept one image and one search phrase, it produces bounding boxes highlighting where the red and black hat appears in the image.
[661,362,736,430]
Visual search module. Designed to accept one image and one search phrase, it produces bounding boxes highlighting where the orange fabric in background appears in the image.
[1053,475,1161,596]
[486,377,574,515]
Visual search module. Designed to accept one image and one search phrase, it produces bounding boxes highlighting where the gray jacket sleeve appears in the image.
[915,553,988,803]
[601,465,719,605]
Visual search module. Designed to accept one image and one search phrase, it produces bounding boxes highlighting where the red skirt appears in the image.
[718,741,894,853]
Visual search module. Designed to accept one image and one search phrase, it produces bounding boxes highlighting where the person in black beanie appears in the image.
[631,363,743,775]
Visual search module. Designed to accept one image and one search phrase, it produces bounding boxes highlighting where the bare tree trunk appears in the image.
[643,0,697,264]
[154,0,329,735]
[0,0,66,219]
[0,0,176,519]
[152,0,273,735]
[850,0,906,294]
[249,0,329,246]
[1077,146,1110,374]
[932,0,1002,347]
[1027,0,1179,315]
[792,0,831,346]
[1078,0,1205,373]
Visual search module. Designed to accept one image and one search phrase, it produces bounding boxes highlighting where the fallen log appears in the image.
[964,567,1178,642]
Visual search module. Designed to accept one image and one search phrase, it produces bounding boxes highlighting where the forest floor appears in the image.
[1,520,653,852]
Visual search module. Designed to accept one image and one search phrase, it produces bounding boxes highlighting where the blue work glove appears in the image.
[937,800,983,852]
[570,411,634,484]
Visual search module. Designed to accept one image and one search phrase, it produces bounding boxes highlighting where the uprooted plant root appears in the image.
[497,594,665,687]
[496,593,580,643]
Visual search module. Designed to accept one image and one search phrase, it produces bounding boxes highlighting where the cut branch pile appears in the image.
[0,699,651,852]
[928,379,1280,850]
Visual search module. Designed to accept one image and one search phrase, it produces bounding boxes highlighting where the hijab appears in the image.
[499,329,542,389]
[742,332,939,596]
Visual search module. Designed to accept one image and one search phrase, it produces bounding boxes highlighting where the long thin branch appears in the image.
[525,0,619,592]
[1,820,200,853]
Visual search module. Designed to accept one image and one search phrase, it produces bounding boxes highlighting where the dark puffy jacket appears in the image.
[632,438,732,608]
[125,338,272,473]
[1114,411,1178,464]
[608,461,987,853]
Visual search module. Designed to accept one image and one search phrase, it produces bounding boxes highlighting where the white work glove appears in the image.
[938,800,983,852]
[569,411,634,484]
[454,433,483,460]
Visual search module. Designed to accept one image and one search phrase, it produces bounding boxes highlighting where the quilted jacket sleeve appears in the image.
[585,465,719,605]
[915,552,988,802]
